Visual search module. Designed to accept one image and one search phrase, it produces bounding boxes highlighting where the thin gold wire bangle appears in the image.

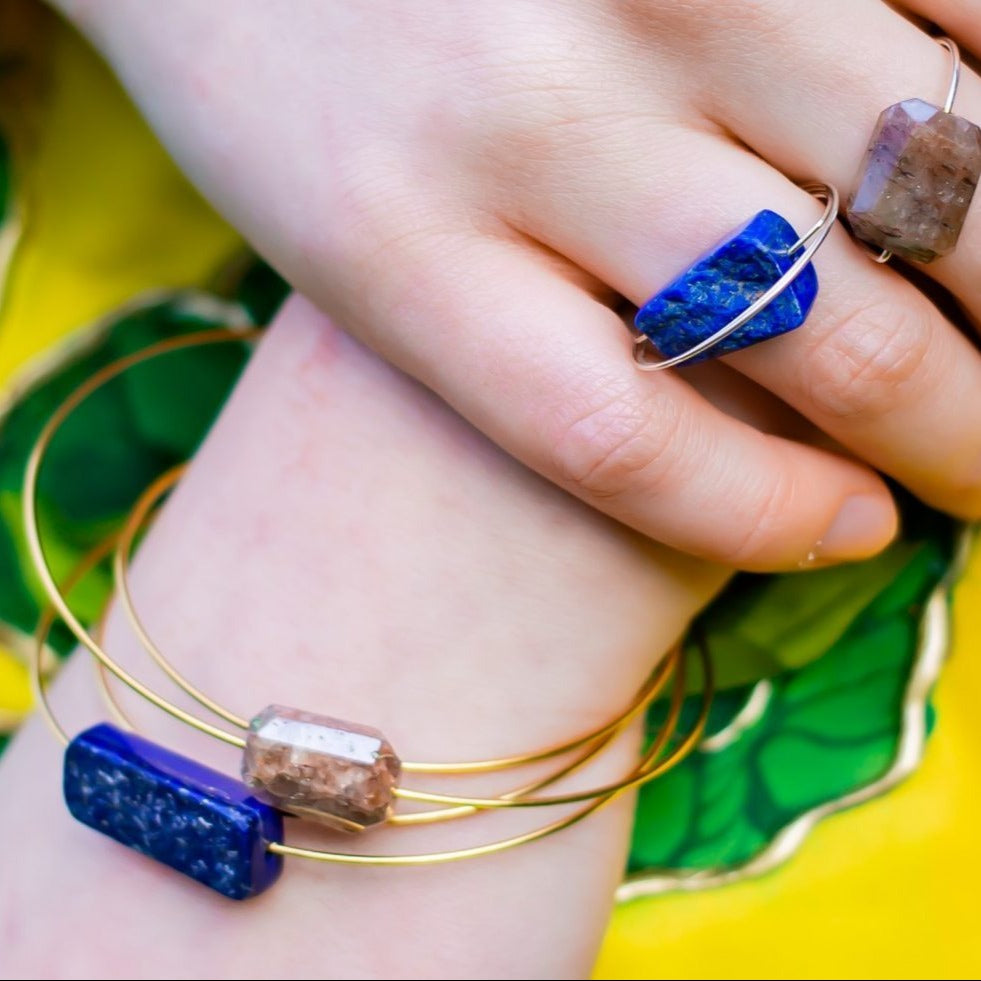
[26,333,689,780]
[112,443,686,776]
[97,559,683,827]
[268,662,711,867]
[389,645,683,825]
[111,465,251,732]
[31,532,121,747]
[32,545,712,865]
[102,561,687,813]
[25,326,715,859]
[392,644,692,811]
[92,610,682,827]
[37,538,687,831]
[23,330,261,749]
[92,616,137,733]
[92,627,681,828]
[89,611,679,828]
[110,460,701,809]
[90,537,694,814]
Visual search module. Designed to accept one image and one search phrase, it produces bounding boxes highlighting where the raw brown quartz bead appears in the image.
[846,98,981,262]
[242,705,401,832]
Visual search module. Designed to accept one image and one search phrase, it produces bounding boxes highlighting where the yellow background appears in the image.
[1,14,979,979]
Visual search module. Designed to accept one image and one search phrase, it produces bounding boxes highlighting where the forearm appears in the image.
[0,296,725,979]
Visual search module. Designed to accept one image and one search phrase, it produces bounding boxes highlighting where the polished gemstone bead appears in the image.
[64,723,283,900]
[634,210,817,363]
[846,98,981,262]
[243,705,401,832]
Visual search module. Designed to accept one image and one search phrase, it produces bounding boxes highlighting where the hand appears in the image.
[54,0,981,567]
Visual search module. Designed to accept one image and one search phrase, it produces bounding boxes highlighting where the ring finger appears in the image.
[502,120,981,519]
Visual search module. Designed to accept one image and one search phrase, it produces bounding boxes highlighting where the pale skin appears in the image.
[5,0,981,976]
[0,297,729,979]
[49,0,981,569]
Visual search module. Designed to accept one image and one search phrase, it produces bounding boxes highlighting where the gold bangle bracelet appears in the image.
[25,327,713,898]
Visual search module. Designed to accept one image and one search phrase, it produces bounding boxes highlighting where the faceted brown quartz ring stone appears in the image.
[243,705,402,832]
[846,98,981,263]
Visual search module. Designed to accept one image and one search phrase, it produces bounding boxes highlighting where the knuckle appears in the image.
[802,300,935,421]
[546,381,689,502]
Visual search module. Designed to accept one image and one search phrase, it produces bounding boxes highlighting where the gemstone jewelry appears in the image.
[65,722,286,899]
[632,182,838,371]
[25,329,713,900]
[846,37,981,264]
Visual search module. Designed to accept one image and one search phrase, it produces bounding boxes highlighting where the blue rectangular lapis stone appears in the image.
[634,210,818,363]
[64,723,284,900]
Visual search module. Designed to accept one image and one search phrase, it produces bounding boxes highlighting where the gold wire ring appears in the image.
[633,182,839,371]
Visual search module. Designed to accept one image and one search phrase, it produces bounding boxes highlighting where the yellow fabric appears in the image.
[0,650,30,727]
[0,13,240,387]
[0,13,239,720]
[2,11,979,978]
[596,545,981,978]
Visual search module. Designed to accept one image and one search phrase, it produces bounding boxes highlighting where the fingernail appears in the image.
[811,494,897,565]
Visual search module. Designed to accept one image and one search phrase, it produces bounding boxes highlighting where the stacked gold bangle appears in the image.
[25,329,712,900]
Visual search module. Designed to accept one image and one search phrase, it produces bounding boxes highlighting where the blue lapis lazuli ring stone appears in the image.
[634,210,819,365]
[64,723,284,900]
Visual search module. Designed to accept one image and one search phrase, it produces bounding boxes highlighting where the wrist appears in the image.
[104,296,724,765]
[3,294,725,977]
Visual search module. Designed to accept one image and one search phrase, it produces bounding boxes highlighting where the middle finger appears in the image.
[503,119,981,518]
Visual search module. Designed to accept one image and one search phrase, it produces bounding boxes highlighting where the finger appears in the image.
[901,1,981,55]
[316,213,894,571]
[505,106,981,520]
[679,361,823,445]
[692,0,981,323]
